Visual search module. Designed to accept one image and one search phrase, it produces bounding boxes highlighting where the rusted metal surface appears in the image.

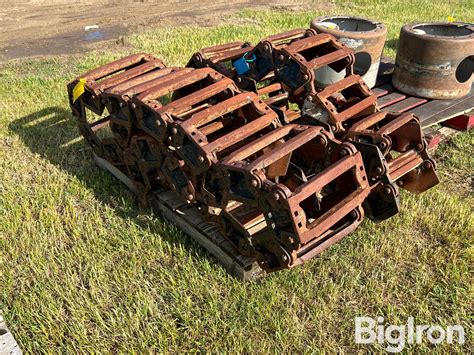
[311,16,387,88]
[345,111,439,220]
[133,68,238,143]
[275,33,354,93]
[392,22,474,99]
[305,74,378,133]
[188,41,253,78]
[173,92,280,176]
[67,27,440,275]
[66,53,166,157]
[219,124,370,270]
[103,67,184,147]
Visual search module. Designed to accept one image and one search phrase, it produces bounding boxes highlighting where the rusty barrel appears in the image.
[392,22,474,99]
[311,16,387,88]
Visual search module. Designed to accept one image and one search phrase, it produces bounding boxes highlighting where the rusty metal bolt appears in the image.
[317,136,327,146]
[423,161,432,169]
[188,194,194,201]
[340,149,350,156]
[379,141,387,149]
[350,210,358,218]
[397,179,404,186]
[416,143,423,151]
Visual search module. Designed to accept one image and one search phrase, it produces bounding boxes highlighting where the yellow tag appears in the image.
[448,16,456,23]
[72,78,87,103]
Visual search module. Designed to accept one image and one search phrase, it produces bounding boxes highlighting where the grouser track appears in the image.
[67,29,439,272]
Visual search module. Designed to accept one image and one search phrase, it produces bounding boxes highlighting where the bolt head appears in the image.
[171,127,178,134]
[278,54,285,60]
[198,156,205,162]
[384,187,392,195]
[423,161,432,169]
[273,193,280,201]
[307,95,313,102]
[188,194,194,200]
[416,143,423,151]
[251,179,258,187]
[375,167,383,174]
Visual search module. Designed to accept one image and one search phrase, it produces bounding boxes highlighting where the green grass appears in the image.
[1,1,473,352]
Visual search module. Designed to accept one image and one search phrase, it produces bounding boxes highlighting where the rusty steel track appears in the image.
[67,27,439,274]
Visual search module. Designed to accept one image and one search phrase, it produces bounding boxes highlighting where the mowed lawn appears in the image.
[0,0,473,352]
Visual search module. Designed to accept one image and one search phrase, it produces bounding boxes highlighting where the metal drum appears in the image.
[311,16,387,88]
[392,22,474,99]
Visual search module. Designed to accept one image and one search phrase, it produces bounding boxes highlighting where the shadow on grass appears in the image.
[385,38,398,53]
[8,106,216,267]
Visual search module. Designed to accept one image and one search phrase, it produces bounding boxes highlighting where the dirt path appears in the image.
[0,0,317,62]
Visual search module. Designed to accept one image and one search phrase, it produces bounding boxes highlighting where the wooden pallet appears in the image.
[375,58,474,129]
[93,154,265,281]
[0,315,22,355]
